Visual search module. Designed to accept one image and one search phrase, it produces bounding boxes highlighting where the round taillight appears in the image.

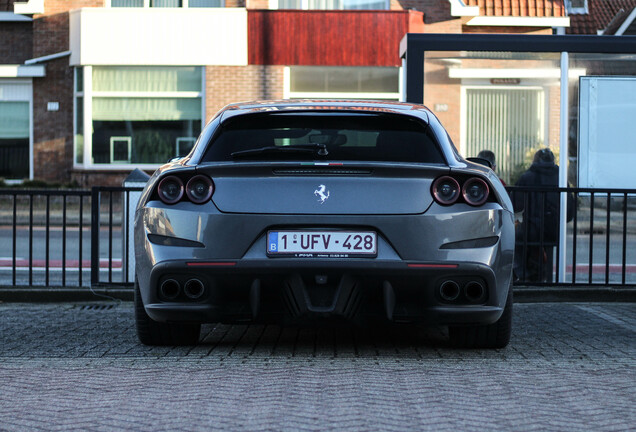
[462,177,489,206]
[185,175,214,204]
[157,176,184,204]
[432,176,460,205]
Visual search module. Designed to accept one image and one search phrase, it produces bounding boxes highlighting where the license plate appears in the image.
[267,230,377,258]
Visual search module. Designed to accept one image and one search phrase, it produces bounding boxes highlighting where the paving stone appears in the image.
[0,302,634,431]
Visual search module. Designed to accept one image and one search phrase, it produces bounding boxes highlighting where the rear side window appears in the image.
[201,113,445,164]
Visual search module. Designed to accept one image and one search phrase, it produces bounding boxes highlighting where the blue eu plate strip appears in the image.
[268,232,278,252]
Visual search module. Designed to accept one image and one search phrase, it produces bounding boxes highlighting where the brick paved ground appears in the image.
[0,302,634,431]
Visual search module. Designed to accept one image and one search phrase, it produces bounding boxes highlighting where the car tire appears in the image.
[448,288,513,349]
[134,280,201,346]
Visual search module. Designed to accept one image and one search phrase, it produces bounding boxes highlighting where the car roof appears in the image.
[217,99,432,123]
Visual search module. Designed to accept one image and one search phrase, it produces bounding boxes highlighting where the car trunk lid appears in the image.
[199,164,447,215]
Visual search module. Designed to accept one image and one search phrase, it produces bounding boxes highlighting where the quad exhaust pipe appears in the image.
[160,279,181,300]
[439,280,486,303]
[184,278,205,300]
[439,280,460,301]
[464,281,486,303]
[159,278,206,300]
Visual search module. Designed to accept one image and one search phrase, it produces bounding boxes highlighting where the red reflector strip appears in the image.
[186,262,236,267]
[407,264,459,269]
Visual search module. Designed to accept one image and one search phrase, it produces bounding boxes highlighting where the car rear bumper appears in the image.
[141,258,510,326]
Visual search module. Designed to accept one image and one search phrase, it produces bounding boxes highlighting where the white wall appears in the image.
[69,8,248,66]
[579,76,636,189]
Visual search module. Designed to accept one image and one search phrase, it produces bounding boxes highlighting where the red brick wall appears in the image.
[37,0,104,15]
[70,170,143,187]
[0,22,32,64]
[32,56,74,182]
[423,61,462,146]
[0,0,19,11]
[29,1,104,183]
[33,1,104,58]
[206,65,284,121]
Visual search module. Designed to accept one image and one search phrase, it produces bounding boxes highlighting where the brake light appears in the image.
[432,176,490,206]
[157,176,184,204]
[157,174,215,205]
[462,177,489,206]
[432,176,460,205]
[186,175,214,204]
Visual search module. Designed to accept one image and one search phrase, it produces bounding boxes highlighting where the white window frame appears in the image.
[74,66,206,170]
[0,79,33,180]
[283,66,402,101]
[110,136,132,163]
[268,0,389,10]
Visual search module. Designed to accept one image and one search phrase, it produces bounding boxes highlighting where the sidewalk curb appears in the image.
[0,286,634,303]
[0,287,133,302]
[513,286,636,303]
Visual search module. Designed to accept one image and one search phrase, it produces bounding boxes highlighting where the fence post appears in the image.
[91,187,100,286]
[122,169,150,285]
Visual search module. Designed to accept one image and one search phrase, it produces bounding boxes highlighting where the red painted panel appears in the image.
[248,10,424,67]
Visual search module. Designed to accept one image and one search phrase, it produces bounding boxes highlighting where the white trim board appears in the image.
[0,65,45,78]
[449,68,586,79]
[13,0,44,14]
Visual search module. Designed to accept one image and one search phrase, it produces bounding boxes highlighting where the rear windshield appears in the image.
[201,113,445,163]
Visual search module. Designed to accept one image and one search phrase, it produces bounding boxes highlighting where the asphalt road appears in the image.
[0,301,634,431]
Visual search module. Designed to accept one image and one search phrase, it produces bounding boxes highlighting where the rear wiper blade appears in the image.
[231,145,326,159]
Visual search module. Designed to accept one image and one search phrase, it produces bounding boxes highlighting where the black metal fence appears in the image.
[508,186,636,286]
[0,186,635,289]
[0,189,91,287]
[0,187,141,288]
[90,186,144,287]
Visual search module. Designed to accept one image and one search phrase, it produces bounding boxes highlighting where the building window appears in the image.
[0,80,31,180]
[464,87,547,184]
[0,101,30,179]
[188,0,222,6]
[286,66,400,100]
[274,0,389,10]
[564,0,588,14]
[110,0,223,7]
[75,68,84,165]
[111,0,144,6]
[75,66,204,168]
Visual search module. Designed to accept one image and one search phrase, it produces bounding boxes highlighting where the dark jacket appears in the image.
[513,161,573,244]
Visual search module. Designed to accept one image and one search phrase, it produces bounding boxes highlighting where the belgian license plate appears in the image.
[267,230,377,258]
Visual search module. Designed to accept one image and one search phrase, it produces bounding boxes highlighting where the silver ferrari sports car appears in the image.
[134,100,515,348]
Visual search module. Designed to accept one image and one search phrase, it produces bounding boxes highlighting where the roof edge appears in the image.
[0,11,32,21]
[616,7,636,35]
[466,16,570,27]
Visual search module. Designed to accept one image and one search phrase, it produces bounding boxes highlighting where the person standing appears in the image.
[512,148,572,282]
[477,150,506,186]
